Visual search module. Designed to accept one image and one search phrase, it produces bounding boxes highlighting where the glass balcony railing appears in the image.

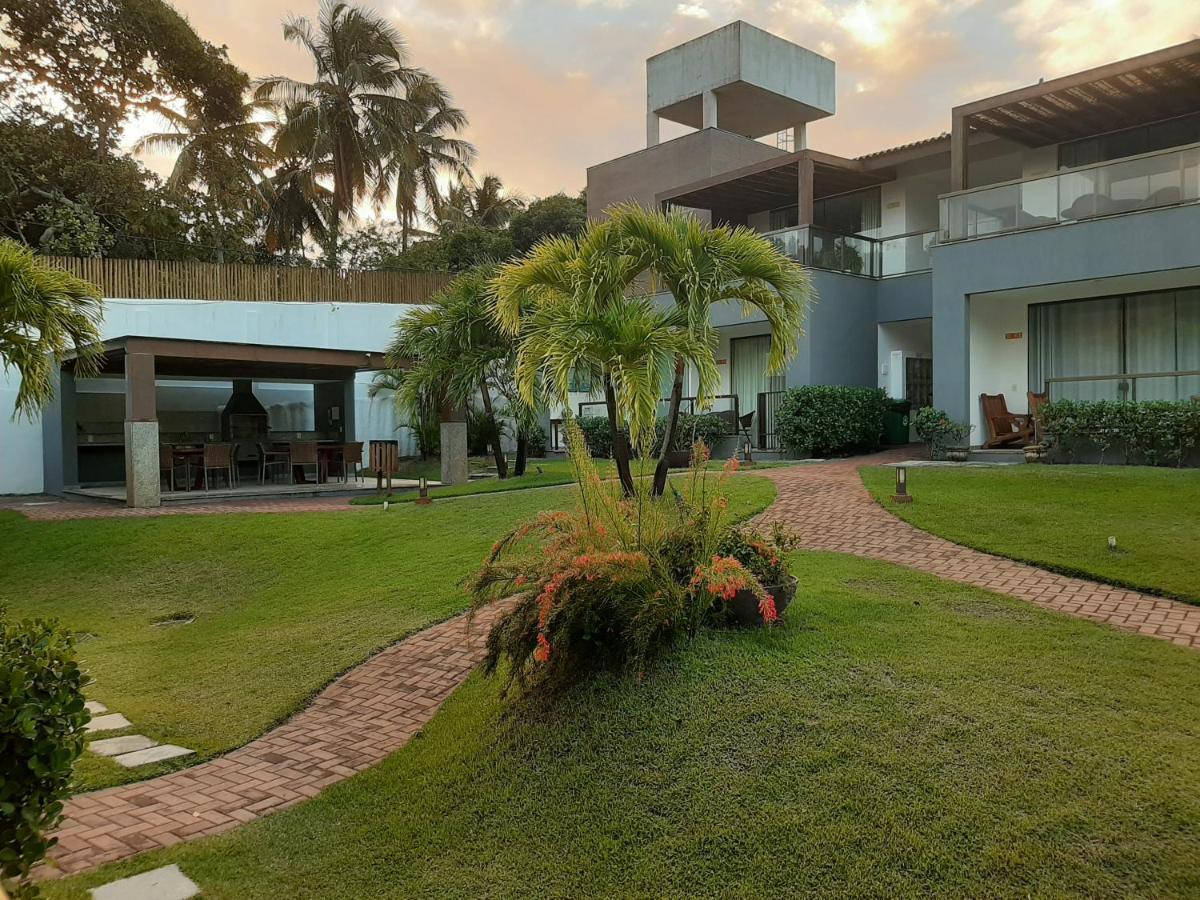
[763,225,936,278]
[939,142,1200,242]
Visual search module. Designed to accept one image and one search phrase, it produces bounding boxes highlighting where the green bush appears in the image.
[1040,399,1200,466]
[775,386,888,457]
[1,610,90,896]
[576,416,613,459]
[912,406,972,460]
[654,413,729,455]
[524,424,548,458]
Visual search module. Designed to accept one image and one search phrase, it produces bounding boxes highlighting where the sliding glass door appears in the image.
[1029,288,1200,401]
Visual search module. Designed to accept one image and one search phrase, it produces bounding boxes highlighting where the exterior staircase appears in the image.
[967,448,1026,464]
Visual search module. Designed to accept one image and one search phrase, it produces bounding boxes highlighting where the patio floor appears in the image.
[66,478,433,504]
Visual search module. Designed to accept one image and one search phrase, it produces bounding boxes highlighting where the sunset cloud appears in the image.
[156,0,1200,202]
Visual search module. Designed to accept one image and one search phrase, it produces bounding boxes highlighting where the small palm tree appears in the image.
[439,174,523,231]
[0,240,104,417]
[491,222,718,495]
[611,205,813,494]
[368,369,438,459]
[387,266,521,478]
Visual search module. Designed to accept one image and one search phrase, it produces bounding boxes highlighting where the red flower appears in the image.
[533,633,552,663]
[759,595,778,624]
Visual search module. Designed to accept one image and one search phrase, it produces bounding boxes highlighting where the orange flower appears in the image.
[759,595,778,624]
[723,457,741,473]
[533,633,552,663]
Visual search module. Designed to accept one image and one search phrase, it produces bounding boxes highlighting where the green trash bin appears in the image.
[882,399,912,445]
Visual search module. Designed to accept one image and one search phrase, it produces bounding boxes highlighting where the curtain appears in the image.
[1177,289,1200,400]
[1125,292,1177,399]
[730,335,782,423]
[1028,297,1123,401]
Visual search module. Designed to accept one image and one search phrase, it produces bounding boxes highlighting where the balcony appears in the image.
[763,225,936,278]
[939,142,1200,243]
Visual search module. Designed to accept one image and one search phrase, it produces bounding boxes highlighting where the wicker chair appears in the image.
[201,443,236,491]
[159,446,189,492]
[289,441,321,483]
[339,441,364,483]
[259,442,291,484]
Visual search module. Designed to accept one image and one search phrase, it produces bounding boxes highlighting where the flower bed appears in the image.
[468,421,795,698]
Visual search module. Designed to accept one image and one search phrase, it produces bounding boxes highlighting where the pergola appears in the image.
[950,39,1200,190]
[47,337,395,508]
[656,149,895,226]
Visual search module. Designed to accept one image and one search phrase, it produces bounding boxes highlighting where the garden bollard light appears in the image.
[416,476,432,506]
[893,466,913,504]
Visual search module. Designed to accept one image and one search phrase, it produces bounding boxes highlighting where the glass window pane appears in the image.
[1029,297,1124,401]
[1125,292,1177,400]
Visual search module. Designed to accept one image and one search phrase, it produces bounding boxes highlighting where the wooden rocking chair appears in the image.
[980,393,1034,448]
[1026,391,1048,442]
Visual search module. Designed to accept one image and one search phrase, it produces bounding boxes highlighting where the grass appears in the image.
[46,552,1200,899]
[861,464,1200,603]
[0,474,775,791]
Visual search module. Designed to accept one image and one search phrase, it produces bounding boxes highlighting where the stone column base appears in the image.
[440,421,468,486]
[124,420,162,508]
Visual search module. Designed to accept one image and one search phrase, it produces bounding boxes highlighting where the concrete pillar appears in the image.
[439,404,468,486]
[950,112,968,192]
[794,123,808,150]
[701,90,718,130]
[124,352,160,508]
[797,156,815,227]
[646,111,660,148]
[341,377,357,443]
[41,367,77,494]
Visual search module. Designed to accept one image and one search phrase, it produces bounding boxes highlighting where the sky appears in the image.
[153,0,1200,201]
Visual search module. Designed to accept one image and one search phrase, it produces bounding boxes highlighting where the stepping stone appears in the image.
[90,734,157,757]
[85,700,108,714]
[86,713,132,733]
[90,864,199,900]
[113,744,195,768]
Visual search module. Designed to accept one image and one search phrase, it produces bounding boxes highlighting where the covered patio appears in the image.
[43,336,411,508]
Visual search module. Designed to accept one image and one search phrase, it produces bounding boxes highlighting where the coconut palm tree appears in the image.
[0,240,104,417]
[611,205,812,495]
[439,174,523,231]
[377,75,475,251]
[387,266,521,479]
[255,2,470,265]
[491,221,719,496]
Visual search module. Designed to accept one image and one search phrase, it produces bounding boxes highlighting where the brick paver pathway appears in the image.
[752,449,1200,650]
[1,494,361,521]
[44,604,507,878]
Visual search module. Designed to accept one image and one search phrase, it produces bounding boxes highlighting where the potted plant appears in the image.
[1024,443,1045,463]
[913,407,973,461]
[712,524,800,626]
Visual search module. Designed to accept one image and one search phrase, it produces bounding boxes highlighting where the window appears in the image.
[813,187,882,238]
[1059,112,1200,170]
[567,366,596,394]
[1029,288,1200,401]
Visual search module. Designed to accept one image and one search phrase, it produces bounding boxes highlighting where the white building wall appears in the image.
[0,298,422,495]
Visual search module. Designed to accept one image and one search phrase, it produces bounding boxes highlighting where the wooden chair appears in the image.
[339,441,364,483]
[259,442,291,484]
[201,443,236,491]
[289,441,321,483]
[979,394,1034,448]
[1027,391,1048,442]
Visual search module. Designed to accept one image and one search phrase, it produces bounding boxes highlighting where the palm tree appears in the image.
[368,369,438,458]
[439,174,523,231]
[612,205,812,495]
[387,266,520,479]
[491,222,718,495]
[133,99,274,206]
[0,240,104,417]
[378,75,475,251]
[256,2,470,265]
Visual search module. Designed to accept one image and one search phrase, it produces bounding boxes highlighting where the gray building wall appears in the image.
[932,203,1200,422]
[586,128,785,220]
[877,272,933,323]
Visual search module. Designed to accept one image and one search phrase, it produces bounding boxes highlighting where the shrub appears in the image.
[1,610,90,896]
[524,424,548,458]
[466,405,504,457]
[468,425,794,699]
[1040,399,1200,466]
[912,406,973,460]
[654,412,728,455]
[775,386,888,457]
[576,416,613,459]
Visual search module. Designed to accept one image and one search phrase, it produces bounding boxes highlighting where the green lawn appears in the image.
[353,457,610,504]
[861,465,1200,603]
[47,552,1200,899]
[0,475,774,791]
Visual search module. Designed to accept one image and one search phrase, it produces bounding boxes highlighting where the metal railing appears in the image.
[939,141,1200,243]
[1045,369,1200,402]
[762,226,936,278]
[576,394,742,434]
[756,390,786,450]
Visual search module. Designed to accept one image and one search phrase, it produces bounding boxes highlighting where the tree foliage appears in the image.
[508,192,587,254]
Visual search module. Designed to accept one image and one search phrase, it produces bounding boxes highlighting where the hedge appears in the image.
[775,386,888,457]
[1,611,90,896]
[575,413,729,459]
[1040,398,1200,466]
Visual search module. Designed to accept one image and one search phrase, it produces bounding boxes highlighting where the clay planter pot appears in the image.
[724,576,798,627]
[1024,444,1045,463]
[945,447,969,462]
